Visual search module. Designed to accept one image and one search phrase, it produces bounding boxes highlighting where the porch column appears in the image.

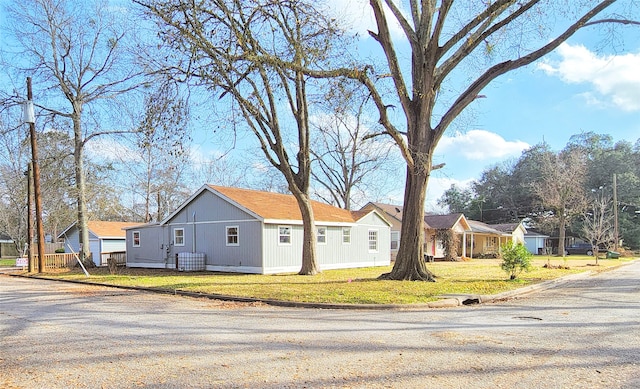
[462,233,467,258]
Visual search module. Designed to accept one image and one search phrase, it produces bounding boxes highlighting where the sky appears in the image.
[3,1,640,213]
[318,0,640,211]
[121,1,640,211]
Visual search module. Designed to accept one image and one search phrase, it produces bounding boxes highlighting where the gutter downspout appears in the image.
[192,212,196,253]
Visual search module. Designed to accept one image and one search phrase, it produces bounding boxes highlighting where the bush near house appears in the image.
[500,242,532,280]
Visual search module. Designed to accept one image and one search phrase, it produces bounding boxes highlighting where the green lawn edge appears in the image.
[10,256,636,305]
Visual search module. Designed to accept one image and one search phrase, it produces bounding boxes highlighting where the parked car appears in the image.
[565,243,594,256]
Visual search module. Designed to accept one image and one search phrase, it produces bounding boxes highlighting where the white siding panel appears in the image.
[262,224,304,270]
[102,239,126,253]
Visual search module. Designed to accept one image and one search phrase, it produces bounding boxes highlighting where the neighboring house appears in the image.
[491,222,527,245]
[359,202,403,261]
[125,185,391,274]
[360,203,471,260]
[464,220,526,258]
[424,213,472,259]
[0,232,19,258]
[58,221,140,266]
[524,229,551,255]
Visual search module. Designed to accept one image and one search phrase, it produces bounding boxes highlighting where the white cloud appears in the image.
[85,137,139,162]
[436,130,529,160]
[538,43,640,111]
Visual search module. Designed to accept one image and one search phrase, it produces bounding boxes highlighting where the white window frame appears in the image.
[317,227,327,245]
[132,231,140,247]
[390,231,400,250]
[174,228,185,247]
[226,226,239,246]
[368,229,378,252]
[278,225,292,245]
[342,228,351,244]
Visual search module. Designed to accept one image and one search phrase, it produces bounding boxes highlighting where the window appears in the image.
[317,227,326,244]
[226,226,239,246]
[278,226,291,245]
[342,228,351,244]
[368,230,378,252]
[174,228,184,246]
[390,231,400,250]
[132,231,140,247]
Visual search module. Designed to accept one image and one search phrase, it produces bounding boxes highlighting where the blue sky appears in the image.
[318,1,640,210]
[156,2,640,210]
[4,1,639,212]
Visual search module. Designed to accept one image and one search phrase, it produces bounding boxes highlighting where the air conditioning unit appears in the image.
[176,252,206,271]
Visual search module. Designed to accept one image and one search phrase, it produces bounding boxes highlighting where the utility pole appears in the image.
[25,77,46,273]
[26,163,34,273]
[613,173,619,251]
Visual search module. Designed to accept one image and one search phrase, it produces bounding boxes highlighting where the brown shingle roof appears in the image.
[210,185,360,223]
[490,222,522,233]
[363,202,470,231]
[424,213,465,230]
[87,221,141,238]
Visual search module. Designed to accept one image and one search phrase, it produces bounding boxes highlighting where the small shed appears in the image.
[524,229,551,255]
[58,221,140,266]
[0,232,19,258]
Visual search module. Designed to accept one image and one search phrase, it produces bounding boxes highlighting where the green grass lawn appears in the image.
[0,258,16,266]
[22,255,634,305]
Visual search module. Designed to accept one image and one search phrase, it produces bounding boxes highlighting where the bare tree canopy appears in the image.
[4,0,148,264]
[535,148,588,257]
[136,0,348,274]
[311,82,396,210]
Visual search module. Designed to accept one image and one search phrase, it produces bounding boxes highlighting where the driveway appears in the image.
[1,262,639,388]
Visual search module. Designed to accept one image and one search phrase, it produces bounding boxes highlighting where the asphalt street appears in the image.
[1,261,639,388]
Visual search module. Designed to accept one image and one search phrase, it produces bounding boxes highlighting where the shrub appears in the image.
[55,248,65,253]
[500,242,532,280]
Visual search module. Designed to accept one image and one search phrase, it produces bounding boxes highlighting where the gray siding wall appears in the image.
[126,225,166,267]
[64,227,100,264]
[262,224,304,272]
[165,190,263,270]
[261,211,391,273]
[126,188,390,273]
[64,228,81,255]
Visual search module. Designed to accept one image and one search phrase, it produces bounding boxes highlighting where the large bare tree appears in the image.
[4,0,147,264]
[137,0,344,274]
[311,83,396,210]
[130,83,191,222]
[326,0,638,280]
[535,149,588,257]
[582,187,615,264]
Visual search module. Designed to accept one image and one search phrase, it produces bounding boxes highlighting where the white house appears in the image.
[125,185,391,274]
[58,221,140,266]
[524,229,551,255]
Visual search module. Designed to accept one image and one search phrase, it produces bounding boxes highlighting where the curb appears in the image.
[2,259,638,310]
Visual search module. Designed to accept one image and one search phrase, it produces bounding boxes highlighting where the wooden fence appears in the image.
[100,251,126,267]
[40,253,78,270]
[30,251,126,270]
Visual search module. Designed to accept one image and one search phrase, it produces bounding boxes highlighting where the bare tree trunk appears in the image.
[73,114,92,267]
[293,192,319,275]
[380,167,435,281]
[558,211,567,257]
